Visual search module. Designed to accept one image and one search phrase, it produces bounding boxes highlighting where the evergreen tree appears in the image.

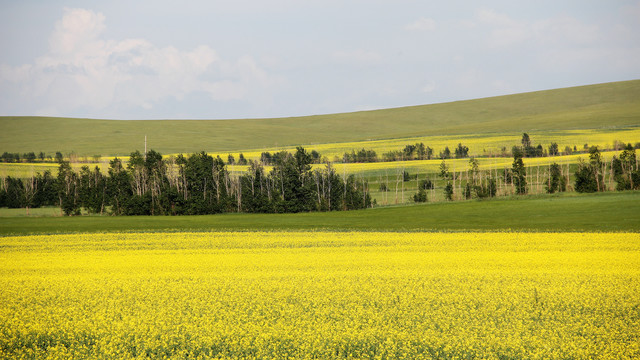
[34,170,58,207]
[444,182,453,201]
[240,161,272,213]
[2,177,24,208]
[439,147,451,159]
[575,146,605,193]
[78,165,107,214]
[237,153,248,165]
[614,144,638,190]
[107,158,131,215]
[546,163,566,193]
[454,143,469,158]
[57,161,80,215]
[521,133,531,148]
[419,179,434,190]
[574,159,599,193]
[270,148,315,213]
[413,188,427,202]
[439,161,449,180]
[512,147,527,194]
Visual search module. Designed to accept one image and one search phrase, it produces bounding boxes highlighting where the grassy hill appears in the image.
[1,80,639,156]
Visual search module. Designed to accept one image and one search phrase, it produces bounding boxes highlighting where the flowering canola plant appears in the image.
[209,127,640,162]
[0,232,639,359]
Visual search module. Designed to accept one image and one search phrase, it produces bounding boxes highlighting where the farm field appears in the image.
[1,231,638,359]
[1,80,639,360]
[0,149,630,179]
[213,127,640,164]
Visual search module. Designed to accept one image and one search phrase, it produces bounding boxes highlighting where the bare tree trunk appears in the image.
[315,172,321,207]
[604,162,608,191]
[237,180,242,212]
[24,176,37,216]
[362,175,366,206]
[548,163,551,193]
[536,165,539,194]
[452,163,456,200]
[395,168,400,204]
[431,173,435,201]
[609,158,614,190]
[401,166,405,203]
[385,169,388,205]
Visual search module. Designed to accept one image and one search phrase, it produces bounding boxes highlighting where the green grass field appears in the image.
[1,80,639,156]
[1,191,638,235]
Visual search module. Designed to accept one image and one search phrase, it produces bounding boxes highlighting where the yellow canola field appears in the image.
[211,127,640,162]
[1,232,639,359]
[0,150,627,179]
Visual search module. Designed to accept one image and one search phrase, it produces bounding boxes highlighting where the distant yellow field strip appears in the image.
[328,150,628,174]
[205,127,640,160]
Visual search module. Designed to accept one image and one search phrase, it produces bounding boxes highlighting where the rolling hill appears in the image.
[1,80,639,156]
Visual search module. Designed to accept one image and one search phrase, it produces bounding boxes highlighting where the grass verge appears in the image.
[1,191,638,235]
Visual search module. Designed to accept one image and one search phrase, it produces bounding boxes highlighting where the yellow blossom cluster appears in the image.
[1,232,639,359]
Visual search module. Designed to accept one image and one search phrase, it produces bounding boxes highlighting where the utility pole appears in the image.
[144,135,147,159]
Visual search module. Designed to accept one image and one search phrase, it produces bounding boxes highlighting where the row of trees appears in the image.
[343,149,378,163]
[409,144,639,204]
[436,157,499,203]
[0,147,371,216]
[336,134,640,165]
[1,151,62,163]
[382,143,435,162]
[2,144,638,213]
[0,151,107,164]
[260,150,323,166]
[575,144,640,192]
[342,142,458,163]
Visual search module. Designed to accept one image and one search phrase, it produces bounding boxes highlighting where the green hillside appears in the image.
[1,80,639,156]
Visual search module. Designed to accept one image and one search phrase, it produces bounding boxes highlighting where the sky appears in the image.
[0,0,639,120]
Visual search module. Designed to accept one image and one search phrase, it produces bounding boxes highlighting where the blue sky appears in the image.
[1,0,639,119]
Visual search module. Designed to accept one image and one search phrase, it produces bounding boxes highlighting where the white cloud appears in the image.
[532,17,599,46]
[332,49,382,64]
[405,17,436,31]
[49,8,106,56]
[473,9,602,50]
[475,9,528,47]
[0,8,278,117]
[421,81,436,93]
[476,9,517,27]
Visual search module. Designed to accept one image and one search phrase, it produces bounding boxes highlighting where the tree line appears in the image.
[0,147,371,216]
[425,143,639,203]
[339,134,640,164]
[1,151,59,163]
[2,138,638,213]
[0,151,105,164]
